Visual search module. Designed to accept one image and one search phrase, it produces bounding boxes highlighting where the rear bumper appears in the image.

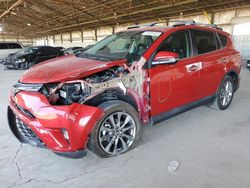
[8,90,104,157]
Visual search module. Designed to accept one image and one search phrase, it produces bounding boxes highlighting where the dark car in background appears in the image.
[3,46,62,70]
[74,45,94,55]
[55,46,65,53]
[246,60,250,71]
[64,47,84,55]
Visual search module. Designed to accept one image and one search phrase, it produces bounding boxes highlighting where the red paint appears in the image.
[9,25,241,155]
[9,91,103,151]
[20,55,126,83]
[154,51,178,61]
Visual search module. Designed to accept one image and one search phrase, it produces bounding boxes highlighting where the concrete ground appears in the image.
[0,64,250,188]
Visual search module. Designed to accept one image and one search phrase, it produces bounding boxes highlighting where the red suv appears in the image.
[8,21,241,158]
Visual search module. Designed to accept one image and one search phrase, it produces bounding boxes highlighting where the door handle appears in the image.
[186,62,202,72]
[187,65,199,72]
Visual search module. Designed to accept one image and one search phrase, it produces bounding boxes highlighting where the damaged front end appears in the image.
[8,57,151,158]
[41,57,151,123]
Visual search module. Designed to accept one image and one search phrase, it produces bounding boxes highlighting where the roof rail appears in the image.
[127,20,223,30]
[170,20,222,30]
[170,20,196,26]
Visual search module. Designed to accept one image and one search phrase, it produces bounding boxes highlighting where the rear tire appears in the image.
[88,100,141,158]
[209,75,234,110]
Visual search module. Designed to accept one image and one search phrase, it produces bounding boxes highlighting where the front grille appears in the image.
[16,118,45,147]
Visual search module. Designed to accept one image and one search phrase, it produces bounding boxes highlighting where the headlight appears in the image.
[58,82,90,105]
[59,83,82,99]
[15,58,26,63]
[58,83,83,105]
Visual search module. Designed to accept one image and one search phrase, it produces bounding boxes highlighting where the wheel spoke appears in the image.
[108,115,116,128]
[100,126,113,132]
[120,116,132,128]
[119,137,128,150]
[117,112,122,127]
[225,82,229,90]
[122,133,133,141]
[113,138,119,154]
[105,137,115,152]
[222,96,226,106]
[122,124,134,132]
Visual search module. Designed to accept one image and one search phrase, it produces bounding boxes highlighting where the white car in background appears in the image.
[0,42,23,61]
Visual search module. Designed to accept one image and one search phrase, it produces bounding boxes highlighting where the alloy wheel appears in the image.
[220,81,233,107]
[98,112,136,155]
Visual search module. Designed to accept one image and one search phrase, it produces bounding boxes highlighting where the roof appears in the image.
[123,24,230,36]
[0,0,249,38]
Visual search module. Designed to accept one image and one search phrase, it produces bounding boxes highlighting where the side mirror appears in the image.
[152,51,179,65]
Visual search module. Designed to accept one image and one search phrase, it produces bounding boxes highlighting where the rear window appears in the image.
[219,34,227,48]
[0,43,8,49]
[192,30,217,55]
[8,43,22,49]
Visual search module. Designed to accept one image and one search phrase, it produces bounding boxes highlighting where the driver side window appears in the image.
[158,31,191,59]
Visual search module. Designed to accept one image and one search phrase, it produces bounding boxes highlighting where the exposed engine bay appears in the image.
[44,65,145,106]
[12,57,150,123]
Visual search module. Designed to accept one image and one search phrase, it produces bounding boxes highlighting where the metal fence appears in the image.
[233,35,250,61]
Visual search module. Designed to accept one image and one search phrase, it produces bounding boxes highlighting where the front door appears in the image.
[148,30,201,117]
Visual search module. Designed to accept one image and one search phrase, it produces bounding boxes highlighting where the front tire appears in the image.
[209,75,234,110]
[88,100,141,158]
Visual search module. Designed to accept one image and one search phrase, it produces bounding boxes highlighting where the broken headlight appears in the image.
[58,82,90,105]
[15,58,26,64]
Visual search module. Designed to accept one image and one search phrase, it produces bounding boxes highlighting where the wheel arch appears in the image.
[226,70,239,91]
[85,88,139,114]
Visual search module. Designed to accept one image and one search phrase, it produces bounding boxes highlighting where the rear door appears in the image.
[148,30,201,117]
[190,29,225,98]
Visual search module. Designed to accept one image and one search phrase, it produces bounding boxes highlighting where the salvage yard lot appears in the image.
[0,64,250,188]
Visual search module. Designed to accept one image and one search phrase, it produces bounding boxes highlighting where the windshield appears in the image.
[16,47,38,55]
[81,30,162,62]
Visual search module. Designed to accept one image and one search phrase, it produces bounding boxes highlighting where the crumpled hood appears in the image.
[19,55,126,83]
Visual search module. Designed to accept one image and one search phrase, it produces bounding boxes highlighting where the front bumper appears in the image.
[4,61,18,69]
[8,90,104,158]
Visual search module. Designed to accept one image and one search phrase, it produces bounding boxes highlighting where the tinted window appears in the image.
[47,47,59,54]
[0,43,8,49]
[8,43,22,49]
[219,33,227,48]
[157,31,190,59]
[38,47,56,55]
[192,30,217,54]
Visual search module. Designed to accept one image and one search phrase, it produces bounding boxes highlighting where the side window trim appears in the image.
[213,32,219,50]
[215,32,222,49]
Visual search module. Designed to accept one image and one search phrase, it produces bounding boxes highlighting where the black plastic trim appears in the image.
[152,95,215,124]
[54,149,87,159]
